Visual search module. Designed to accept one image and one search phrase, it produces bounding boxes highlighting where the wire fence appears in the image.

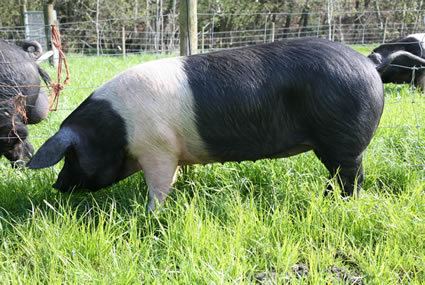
[0,9,425,168]
[1,10,425,55]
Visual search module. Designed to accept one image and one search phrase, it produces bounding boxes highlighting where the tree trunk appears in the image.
[169,0,177,51]
[283,0,294,38]
[155,0,160,51]
[327,0,333,40]
[374,0,383,30]
[144,0,151,51]
[298,0,310,37]
[95,0,100,56]
[401,2,407,36]
[134,0,139,34]
[414,0,424,33]
[338,15,344,42]
[353,0,361,42]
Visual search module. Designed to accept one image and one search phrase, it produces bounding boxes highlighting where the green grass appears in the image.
[353,44,377,56]
[0,45,425,284]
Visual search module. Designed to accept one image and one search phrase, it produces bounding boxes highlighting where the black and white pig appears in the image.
[0,40,50,165]
[28,38,384,211]
[368,33,425,88]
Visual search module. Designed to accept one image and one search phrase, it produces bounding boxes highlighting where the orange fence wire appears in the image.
[49,24,70,111]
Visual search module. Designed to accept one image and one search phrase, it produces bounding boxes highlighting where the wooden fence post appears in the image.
[211,13,215,50]
[179,0,198,56]
[316,15,321,37]
[21,0,27,27]
[271,22,275,42]
[179,0,197,176]
[44,0,59,66]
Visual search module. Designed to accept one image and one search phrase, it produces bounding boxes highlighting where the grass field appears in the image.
[0,46,424,284]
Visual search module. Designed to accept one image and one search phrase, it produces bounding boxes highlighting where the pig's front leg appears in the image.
[139,151,179,212]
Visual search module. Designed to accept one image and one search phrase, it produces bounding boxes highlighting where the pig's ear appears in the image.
[376,50,425,74]
[26,89,49,124]
[27,129,77,169]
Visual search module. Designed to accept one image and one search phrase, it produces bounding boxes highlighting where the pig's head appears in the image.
[27,98,140,192]
[368,35,425,65]
[368,35,425,86]
[368,42,403,65]
[0,113,33,166]
[0,87,49,166]
[0,40,51,166]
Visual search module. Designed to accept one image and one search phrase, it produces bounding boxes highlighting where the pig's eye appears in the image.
[0,137,17,149]
[0,125,28,144]
[4,135,23,147]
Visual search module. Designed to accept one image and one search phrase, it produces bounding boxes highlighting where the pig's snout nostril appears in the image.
[11,159,26,169]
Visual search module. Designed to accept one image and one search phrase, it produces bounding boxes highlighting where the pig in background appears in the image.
[0,40,50,166]
[28,38,384,211]
[369,33,425,88]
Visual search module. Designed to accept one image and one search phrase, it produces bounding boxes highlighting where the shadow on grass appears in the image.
[0,152,419,234]
[0,168,150,226]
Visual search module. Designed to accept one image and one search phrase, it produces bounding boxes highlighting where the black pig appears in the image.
[368,33,425,88]
[0,40,50,166]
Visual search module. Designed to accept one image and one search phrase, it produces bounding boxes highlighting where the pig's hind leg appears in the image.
[314,148,364,198]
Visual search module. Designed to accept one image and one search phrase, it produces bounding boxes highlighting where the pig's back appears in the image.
[182,38,383,162]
